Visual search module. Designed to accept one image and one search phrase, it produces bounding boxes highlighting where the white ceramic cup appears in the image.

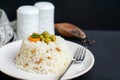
[17,5,39,40]
[34,1,55,34]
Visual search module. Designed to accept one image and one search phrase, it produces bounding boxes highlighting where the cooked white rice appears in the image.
[14,36,73,75]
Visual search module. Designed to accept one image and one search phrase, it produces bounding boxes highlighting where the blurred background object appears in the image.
[0,0,120,30]
[0,9,14,47]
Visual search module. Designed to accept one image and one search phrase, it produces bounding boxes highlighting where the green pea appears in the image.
[44,33,50,38]
[45,37,51,43]
[50,35,56,41]
[42,31,49,35]
[39,34,44,39]
[41,38,45,42]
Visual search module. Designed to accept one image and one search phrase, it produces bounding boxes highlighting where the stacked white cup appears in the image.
[34,2,55,34]
[17,5,39,40]
[17,2,55,40]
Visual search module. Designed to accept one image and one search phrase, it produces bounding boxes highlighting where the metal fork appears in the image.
[74,45,87,63]
[58,45,87,80]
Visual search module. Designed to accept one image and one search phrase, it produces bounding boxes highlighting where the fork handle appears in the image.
[58,60,73,80]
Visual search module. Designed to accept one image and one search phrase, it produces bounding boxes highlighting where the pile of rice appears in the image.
[14,36,73,75]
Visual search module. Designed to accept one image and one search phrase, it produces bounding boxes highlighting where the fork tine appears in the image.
[76,47,82,60]
[74,45,87,62]
[78,46,84,60]
[79,46,87,61]
[80,48,83,61]
[74,47,79,59]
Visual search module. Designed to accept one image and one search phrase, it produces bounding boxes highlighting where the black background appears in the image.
[0,1,120,80]
[0,0,120,30]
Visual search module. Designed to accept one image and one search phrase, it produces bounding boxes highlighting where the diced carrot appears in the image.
[28,36,40,42]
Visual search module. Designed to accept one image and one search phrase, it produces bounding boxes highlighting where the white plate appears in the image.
[0,40,95,80]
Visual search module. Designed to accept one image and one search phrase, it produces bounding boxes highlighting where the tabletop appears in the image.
[0,30,120,80]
